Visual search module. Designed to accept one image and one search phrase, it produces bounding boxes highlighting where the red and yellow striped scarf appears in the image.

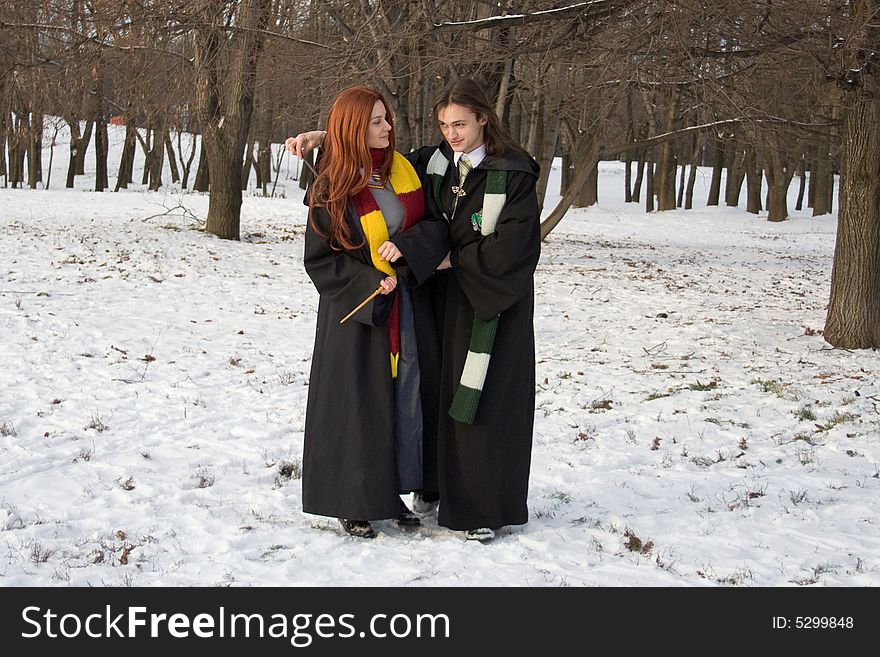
[351,150,424,378]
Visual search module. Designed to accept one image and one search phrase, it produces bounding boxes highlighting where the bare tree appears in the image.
[824,0,880,348]
[186,1,271,238]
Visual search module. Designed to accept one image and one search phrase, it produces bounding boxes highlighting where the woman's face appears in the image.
[366,100,392,149]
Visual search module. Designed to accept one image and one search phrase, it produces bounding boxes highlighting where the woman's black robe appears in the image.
[301,191,447,521]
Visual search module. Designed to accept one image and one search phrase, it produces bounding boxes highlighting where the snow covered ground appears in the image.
[1,125,878,587]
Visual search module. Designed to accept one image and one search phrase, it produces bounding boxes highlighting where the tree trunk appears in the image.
[707,137,724,206]
[807,153,816,208]
[165,133,180,184]
[508,93,522,152]
[645,158,655,212]
[561,152,571,196]
[813,136,833,216]
[178,132,197,189]
[624,90,635,203]
[655,150,676,210]
[15,125,26,186]
[573,162,598,208]
[765,184,787,221]
[75,120,93,176]
[195,0,272,240]
[415,68,428,149]
[632,150,645,202]
[794,156,806,211]
[148,127,166,191]
[763,147,796,222]
[205,157,242,238]
[20,113,33,188]
[27,112,43,189]
[95,119,109,191]
[655,88,678,211]
[494,54,513,122]
[241,140,255,190]
[684,132,701,210]
[824,51,880,348]
[45,123,58,190]
[526,95,545,161]
[65,118,80,188]
[0,101,6,182]
[115,122,136,191]
[535,72,563,213]
[8,114,25,188]
[745,146,763,214]
[254,146,263,189]
[725,147,746,207]
[541,130,600,239]
[259,137,271,195]
[526,95,541,157]
[194,138,210,192]
[676,161,686,207]
[141,129,153,185]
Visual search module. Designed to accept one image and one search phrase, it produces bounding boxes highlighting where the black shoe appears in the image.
[339,519,377,539]
[465,527,495,542]
[395,508,421,528]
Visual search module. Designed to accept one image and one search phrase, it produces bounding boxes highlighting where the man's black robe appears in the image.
[401,143,541,531]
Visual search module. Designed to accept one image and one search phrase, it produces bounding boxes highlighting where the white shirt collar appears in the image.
[453,144,487,169]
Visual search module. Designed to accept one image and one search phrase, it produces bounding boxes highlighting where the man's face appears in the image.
[437,103,487,154]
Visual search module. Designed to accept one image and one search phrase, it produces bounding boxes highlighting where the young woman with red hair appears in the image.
[301,86,448,539]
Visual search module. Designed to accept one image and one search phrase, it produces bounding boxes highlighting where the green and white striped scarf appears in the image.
[427,149,507,424]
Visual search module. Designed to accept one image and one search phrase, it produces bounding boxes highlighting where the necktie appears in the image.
[458,154,472,184]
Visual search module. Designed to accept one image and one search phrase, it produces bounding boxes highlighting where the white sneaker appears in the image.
[412,492,439,516]
[465,528,495,542]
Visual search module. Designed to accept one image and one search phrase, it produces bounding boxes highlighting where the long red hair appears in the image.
[309,86,396,250]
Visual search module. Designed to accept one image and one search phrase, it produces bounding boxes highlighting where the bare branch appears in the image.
[432,0,621,31]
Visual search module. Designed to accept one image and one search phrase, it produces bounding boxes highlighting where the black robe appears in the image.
[404,143,541,531]
[302,192,448,521]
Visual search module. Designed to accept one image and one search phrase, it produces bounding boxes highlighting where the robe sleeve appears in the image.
[449,170,541,321]
[390,212,450,287]
[304,206,393,327]
[390,146,450,287]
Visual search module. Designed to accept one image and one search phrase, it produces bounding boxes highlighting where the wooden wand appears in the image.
[339,285,384,324]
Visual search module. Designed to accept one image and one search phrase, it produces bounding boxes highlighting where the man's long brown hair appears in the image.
[310,86,395,250]
[432,78,530,160]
